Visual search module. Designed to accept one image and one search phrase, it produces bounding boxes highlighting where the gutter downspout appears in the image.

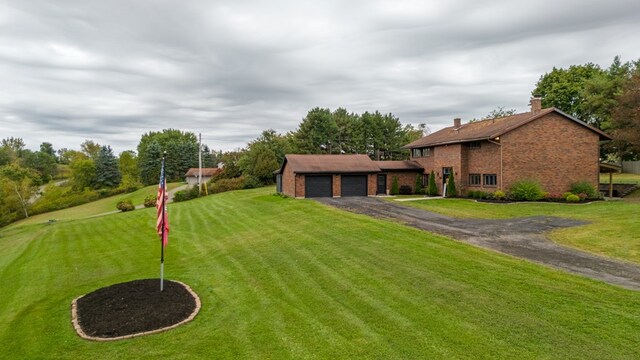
[487,138,503,191]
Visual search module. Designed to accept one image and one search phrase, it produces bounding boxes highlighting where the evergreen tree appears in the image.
[427,170,438,196]
[415,174,424,195]
[446,171,457,197]
[95,146,121,188]
[390,176,399,195]
[140,141,162,185]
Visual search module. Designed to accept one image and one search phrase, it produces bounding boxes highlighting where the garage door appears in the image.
[341,175,368,197]
[305,175,332,198]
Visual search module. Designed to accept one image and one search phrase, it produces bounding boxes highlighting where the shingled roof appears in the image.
[404,108,611,149]
[185,168,221,177]
[279,154,381,174]
[373,160,423,171]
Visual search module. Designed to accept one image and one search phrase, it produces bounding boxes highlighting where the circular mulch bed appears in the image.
[71,279,201,341]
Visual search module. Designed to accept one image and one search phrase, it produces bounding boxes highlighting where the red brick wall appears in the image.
[333,175,341,197]
[412,144,462,195]
[463,141,501,193]
[385,171,420,193]
[281,162,296,197]
[501,113,600,194]
[295,174,305,198]
[367,174,376,196]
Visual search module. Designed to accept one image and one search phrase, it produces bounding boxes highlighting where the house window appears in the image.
[412,148,422,158]
[467,141,481,149]
[423,147,431,157]
[483,174,497,186]
[469,174,481,186]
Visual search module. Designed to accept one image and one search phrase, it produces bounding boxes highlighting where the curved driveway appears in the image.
[317,197,640,290]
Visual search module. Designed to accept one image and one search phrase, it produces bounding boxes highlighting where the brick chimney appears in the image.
[453,118,461,128]
[530,97,542,113]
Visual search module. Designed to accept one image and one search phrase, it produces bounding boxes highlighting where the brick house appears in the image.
[276,154,422,198]
[404,98,612,195]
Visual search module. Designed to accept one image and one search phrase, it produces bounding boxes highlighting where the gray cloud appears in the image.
[1,0,639,154]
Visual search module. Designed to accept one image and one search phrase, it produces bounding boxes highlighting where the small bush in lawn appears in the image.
[563,192,574,200]
[492,190,506,200]
[144,195,156,208]
[390,176,400,195]
[566,194,580,203]
[427,171,438,196]
[570,181,597,199]
[508,180,544,201]
[399,185,413,195]
[116,199,135,212]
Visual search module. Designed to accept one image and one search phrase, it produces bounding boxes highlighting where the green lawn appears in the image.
[1,187,640,359]
[12,183,183,227]
[395,197,640,264]
[600,172,640,184]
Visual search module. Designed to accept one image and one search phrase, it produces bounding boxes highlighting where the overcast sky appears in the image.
[1,0,639,154]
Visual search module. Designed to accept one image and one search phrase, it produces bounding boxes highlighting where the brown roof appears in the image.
[185,168,221,177]
[374,160,423,171]
[404,108,611,149]
[280,154,381,174]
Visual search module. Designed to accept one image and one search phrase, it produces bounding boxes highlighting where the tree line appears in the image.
[532,56,640,160]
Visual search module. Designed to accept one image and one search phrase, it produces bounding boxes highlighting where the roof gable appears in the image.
[279,154,381,174]
[185,168,221,177]
[404,108,611,149]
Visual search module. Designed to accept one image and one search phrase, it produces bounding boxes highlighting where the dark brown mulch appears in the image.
[75,279,197,338]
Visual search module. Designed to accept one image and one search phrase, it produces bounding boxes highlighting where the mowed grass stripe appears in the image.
[2,187,640,359]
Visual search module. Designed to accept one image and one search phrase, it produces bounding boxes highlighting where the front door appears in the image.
[377,174,387,195]
[442,167,453,187]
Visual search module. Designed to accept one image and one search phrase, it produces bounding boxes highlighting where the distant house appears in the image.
[277,98,610,198]
[404,98,611,195]
[185,168,221,186]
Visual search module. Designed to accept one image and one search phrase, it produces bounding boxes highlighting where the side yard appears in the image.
[397,198,640,264]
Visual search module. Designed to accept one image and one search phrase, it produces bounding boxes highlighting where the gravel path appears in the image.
[317,197,640,290]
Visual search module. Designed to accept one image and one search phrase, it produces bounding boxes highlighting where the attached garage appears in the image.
[276,154,424,198]
[304,175,332,198]
[341,175,368,197]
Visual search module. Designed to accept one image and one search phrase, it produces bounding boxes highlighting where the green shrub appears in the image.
[563,192,574,200]
[243,176,262,189]
[144,195,157,208]
[427,171,438,196]
[390,176,399,195]
[508,180,545,201]
[446,173,457,197]
[566,194,580,203]
[399,185,413,195]
[116,199,135,212]
[570,181,597,199]
[415,174,424,195]
[173,185,200,202]
[208,176,250,194]
[492,190,506,200]
[466,190,475,198]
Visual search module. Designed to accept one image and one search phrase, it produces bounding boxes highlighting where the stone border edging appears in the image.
[71,280,201,341]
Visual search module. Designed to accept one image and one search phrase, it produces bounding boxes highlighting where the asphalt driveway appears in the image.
[317,196,640,290]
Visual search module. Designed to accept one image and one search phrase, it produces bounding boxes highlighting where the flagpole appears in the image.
[160,152,166,292]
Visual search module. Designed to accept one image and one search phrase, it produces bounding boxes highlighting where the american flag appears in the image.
[156,161,169,246]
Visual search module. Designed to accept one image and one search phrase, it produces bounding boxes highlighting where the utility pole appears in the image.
[198,133,203,195]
